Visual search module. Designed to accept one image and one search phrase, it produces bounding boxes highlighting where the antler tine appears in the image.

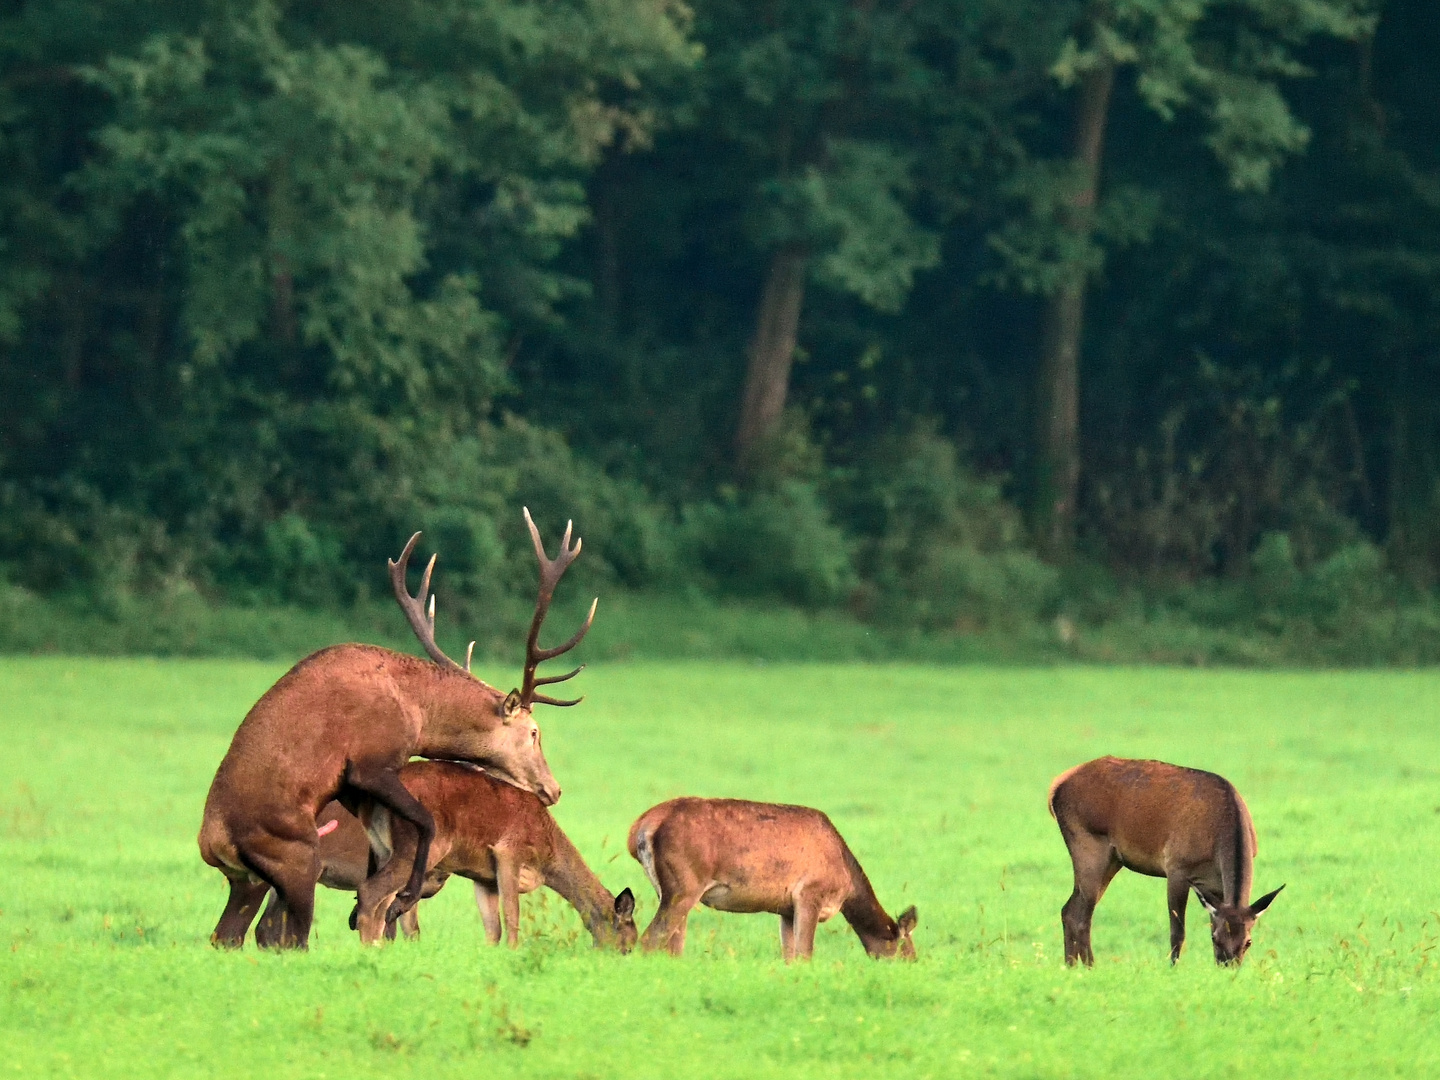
[532,664,584,687]
[518,510,597,707]
[531,597,597,663]
[530,691,584,708]
[388,531,466,675]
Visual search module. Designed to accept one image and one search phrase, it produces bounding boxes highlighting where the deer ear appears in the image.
[897,906,918,935]
[502,689,522,721]
[1249,885,1285,917]
[1193,888,1219,916]
[615,887,635,919]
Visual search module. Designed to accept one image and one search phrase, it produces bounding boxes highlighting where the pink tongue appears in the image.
[316,819,339,838]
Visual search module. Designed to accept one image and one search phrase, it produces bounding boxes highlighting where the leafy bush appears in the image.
[835,425,1056,629]
[684,480,856,606]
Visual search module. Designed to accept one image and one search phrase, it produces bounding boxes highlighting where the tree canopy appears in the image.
[2,0,1438,642]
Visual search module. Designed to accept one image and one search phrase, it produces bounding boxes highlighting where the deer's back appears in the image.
[1050,757,1245,874]
[632,798,852,910]
[204,645,432,821]
[399,759,554,872]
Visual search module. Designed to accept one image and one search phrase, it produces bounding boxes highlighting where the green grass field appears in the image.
[2,657,1438,1078]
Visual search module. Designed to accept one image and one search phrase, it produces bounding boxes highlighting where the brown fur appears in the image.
[198,520,592,950]
[353,762,635,952]
[1049,756,1283,966]
[253,802,447,945]
[626,798,917,962]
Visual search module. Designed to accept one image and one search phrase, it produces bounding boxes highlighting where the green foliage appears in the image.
[3,0,1440,656]
[837,426,1057,629]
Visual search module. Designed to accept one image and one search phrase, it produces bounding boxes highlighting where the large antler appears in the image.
[518,507,597,707]
[388,532,472,676]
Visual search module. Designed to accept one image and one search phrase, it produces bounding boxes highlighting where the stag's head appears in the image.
[1195,885,1283,965]
[388,509,596,808]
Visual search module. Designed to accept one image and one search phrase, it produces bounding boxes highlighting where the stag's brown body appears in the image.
[627,798,917,962]
[198,512,594,949]
[1049,756,1283,966]
[353,761,636,951]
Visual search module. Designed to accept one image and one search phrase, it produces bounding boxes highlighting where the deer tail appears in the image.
[627,809,664,899]
[1047,764,1083,820]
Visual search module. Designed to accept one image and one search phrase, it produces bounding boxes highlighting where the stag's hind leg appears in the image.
[211,876,270,948]
[237,836,321,950]
[1060,831,1120,967]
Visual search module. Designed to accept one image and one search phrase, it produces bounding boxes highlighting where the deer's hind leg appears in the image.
[212,876,270,948]
[237,835,321,950]
[1060,830,1120,967]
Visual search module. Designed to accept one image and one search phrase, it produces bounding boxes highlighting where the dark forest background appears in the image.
[4,0,1440,662]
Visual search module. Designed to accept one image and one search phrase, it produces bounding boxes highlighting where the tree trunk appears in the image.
[735,244,807,473]
[1034,59,1114,559]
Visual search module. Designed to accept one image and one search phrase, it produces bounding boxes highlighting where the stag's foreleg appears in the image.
[211,876,270,948]
[344,763,435,921]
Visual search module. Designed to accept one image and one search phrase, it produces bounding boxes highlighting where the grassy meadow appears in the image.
[1,657,1438,1078]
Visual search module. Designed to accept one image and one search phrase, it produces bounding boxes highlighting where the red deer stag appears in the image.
[1049,756,1284,966]
[351,761,637,951]
[199,509,594,949]
[627,798,917,962]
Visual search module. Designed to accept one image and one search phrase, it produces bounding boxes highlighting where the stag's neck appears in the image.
[401,661,504,748]
[838,845,897,950]
[540,824,618,946]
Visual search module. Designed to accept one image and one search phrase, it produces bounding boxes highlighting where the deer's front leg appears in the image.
[1166,874,1189,964]
[473,879,502,945]
[790,900,820,962]
[495,851,523,949]
[779,913,796,962]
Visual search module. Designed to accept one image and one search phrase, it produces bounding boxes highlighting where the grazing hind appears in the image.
[627,797,917,962]
[1049,756,1283,966]
[352,761,636,951]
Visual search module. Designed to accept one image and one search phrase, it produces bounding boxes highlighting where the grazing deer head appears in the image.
[351,760,637,952]
[1194,885,1284,965]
